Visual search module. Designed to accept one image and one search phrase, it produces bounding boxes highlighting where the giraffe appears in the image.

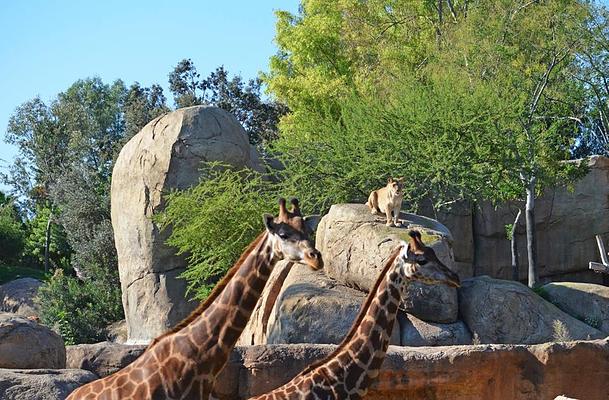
[67,198,323,400]
[249,230,460,400]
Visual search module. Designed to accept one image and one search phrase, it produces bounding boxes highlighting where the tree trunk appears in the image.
[511,208,522,281]
[525,179,538,288]
[44,212,52,273]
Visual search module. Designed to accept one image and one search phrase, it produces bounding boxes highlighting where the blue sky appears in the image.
[0,0,299,192]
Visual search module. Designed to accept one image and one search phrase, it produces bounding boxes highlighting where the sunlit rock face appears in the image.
[111,105,262,343]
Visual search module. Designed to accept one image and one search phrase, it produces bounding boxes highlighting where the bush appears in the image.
[36,266,123,345]
[0,201,25,263]
[157,162,280,299]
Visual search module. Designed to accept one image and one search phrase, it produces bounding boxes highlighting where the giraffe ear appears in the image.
[303,215,321,233]
[263,214,276,232]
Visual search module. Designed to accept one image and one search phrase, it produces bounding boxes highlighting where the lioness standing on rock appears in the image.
[365,177,404,227]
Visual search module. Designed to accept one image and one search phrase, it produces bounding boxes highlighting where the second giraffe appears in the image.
[249,230,460,400]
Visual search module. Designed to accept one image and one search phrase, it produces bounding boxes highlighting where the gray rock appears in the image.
[255,263,400,346]
[0,313,65,369]
[111,105,263,342]
[398,313,472,346]
[459,276,604,344]
[66,342,146,378]
[0,369,97,400]
[316,203,459,323]
[541,282,609,334]
[0,278,42,317]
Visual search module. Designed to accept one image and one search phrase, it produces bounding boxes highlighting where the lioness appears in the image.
[365,177,404,227]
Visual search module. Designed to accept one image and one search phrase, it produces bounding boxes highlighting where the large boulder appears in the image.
[541,282,609,334]
[0,278,42,317]
[0,369,96,400]
[111,105,263,342]
[0,313,65,369]
[459,276,604,344]
[398,313,472,346]
[66,342,146,378]
[214,340,609,399]
[238,262,400,346]
[316,203,460,323]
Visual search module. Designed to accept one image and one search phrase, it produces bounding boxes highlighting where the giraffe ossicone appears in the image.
[66,197,323,400]
[249,229,460,400]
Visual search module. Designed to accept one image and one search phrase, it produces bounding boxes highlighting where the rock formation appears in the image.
[213,340,609,399]
[0,313,65,369]
[541,282,609,334]
[0,278,42,318]
[459,276,603,344]
[66,342,146,378]
[438,155,609,283]
[0,368,96,400]
[316,203,459,323]
[111,105,263,342]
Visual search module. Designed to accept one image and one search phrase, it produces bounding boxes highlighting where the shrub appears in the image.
[36,266,123,345]
[157,162,280,299]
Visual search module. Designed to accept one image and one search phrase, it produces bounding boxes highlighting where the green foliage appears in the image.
[168,60,287,144]
[124,83,169,140]
[0,194,25,263]
[157,163,279,299]
[36,267,123,345]
[23,205,71,271]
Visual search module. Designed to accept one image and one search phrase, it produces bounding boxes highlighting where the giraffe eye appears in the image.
[416,255,428,265]
[277,232,289,240]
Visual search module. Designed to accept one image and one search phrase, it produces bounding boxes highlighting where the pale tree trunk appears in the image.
[525,178,538,288]
[511,208,522,281]
[44,212,53,273]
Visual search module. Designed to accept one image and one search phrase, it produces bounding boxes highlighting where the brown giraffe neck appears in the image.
[66,231,279,400]
[151,231,269,346]
[181,231,278,361]
[249,247,405,400]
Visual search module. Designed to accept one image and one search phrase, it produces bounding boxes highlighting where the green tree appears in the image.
[23,205,70,271]
[124,82,169,139]
[168,60,287,144]
[157,163,278,299]
[37,266,123,345]
[0,192,26,263]
[264,0,596,288]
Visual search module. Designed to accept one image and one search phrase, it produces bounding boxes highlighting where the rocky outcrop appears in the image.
[0,369,96,400]
[458,276,604,344]
[398,313,472,346]
[316,203,459,323]
[243,262,400,346]
[0,313,65,369]
[541,282,609,334]
[211,340,609,399]
[66,342,146,378]
[438,156,609,282]
[0,278,42,317]
[111,105,263,342]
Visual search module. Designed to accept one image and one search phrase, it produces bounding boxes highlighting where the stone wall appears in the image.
[432,155,609,284]
[214,340,609,399]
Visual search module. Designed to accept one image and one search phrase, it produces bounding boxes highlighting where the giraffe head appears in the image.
[263,198,323,270]
[397,230,460,287]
